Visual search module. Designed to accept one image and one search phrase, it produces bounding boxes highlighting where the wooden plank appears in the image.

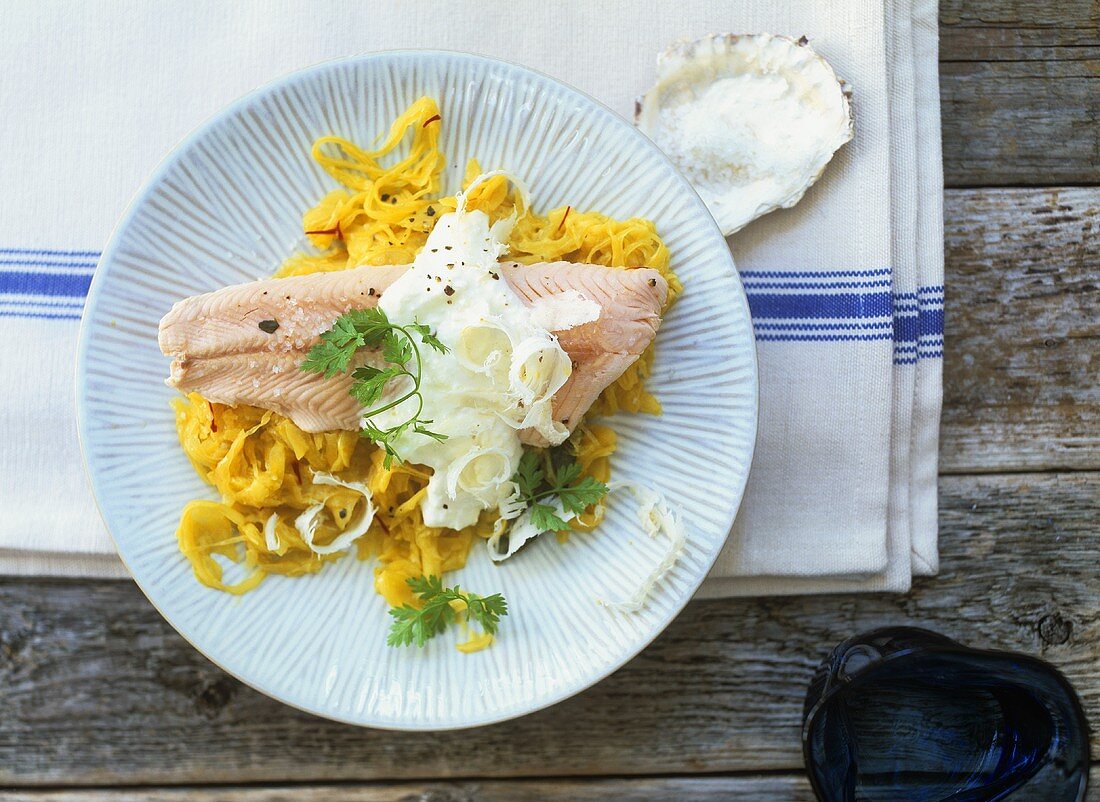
[940,187,1100,473]
[3,772,1096,800]
[3,773,1098,801]
[941,0,1100,59]
[0,776,818,802]
[939,0,1100,186]
[1,472,1096,785]
[4,774,1095,800]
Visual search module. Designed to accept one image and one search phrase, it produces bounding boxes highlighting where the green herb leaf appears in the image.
[302,308,394,377]
[302,308,449,465]
[408,574,444,597]
[508,448,610,536]
[412,422,448,443]
[342,307,391,348]
[386,599,454,647]
[387,575,508,648]
[554,461,583,488]
[386,604,427,647]
[409,321,448,354]
[558,475,609,516]
[381,329,412,365]
[300,339,356,378]
[324,319,362,349]
[514,450,544,498]
[528,502,571,533]
[466,593,508,634]
[350,364,401,407]
[362,419,403,468]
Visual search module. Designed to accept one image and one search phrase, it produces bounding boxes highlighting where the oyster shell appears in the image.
[636,33,853,235]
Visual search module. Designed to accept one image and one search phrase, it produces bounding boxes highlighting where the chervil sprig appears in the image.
[386,575,509,648]
[511,449,608,533]
[302,307,447,467]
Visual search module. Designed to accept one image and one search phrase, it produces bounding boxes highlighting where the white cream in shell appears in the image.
[373,185,599,530]
[636,33,853,235]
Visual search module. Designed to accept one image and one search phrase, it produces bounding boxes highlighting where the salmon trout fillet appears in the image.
[159,262,667,442]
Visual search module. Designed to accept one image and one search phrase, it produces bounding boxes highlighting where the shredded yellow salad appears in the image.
[173,96,677,607]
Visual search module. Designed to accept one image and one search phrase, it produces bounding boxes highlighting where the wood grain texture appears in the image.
[1,774,1095,801]
[0,777,817,802]
[1,472,1096,785]
[940,187,1100,473]
[939,0,1100,186]
[941,0,1100,57]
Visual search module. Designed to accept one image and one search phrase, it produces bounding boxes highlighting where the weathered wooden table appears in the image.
[2,3,1097,799]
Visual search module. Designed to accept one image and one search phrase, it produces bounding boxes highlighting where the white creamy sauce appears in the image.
[372,185,597,530]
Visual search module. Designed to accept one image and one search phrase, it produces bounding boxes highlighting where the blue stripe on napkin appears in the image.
[0,247,101,258]
[0,309,84,321]
[0,249,99,320]
[0,271,94,297]
[746,291,894,320]
[740,268,943,362]
[0,250,945,364]
[894,287,944,364]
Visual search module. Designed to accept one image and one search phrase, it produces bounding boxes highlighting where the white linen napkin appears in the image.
[0,0,942,594]
[699,0,944,597]
[909,0,945,577]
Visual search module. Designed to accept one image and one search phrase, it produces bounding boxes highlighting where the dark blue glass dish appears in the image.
[803,627,1089,801]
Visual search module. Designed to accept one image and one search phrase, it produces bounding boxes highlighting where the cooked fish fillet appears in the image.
[159,262,667,441]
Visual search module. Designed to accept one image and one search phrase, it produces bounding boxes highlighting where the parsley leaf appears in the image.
[301,308,394,378]
[413,421,448,443]
[386,602,452,647]
[514,450,544,498]
[381,330,412,365]
[408,321,448,354]
[387,576,509,648]
[558,475,609,516]
[341,307,391,347]
[529,502,571,533]
[408,574,444,597]
[300,339,356,378]
[301,308,451,466]
[466,592,508,634]
[507,447,609,537]
[362,419,403,469]
[350,364,401,407]
[553,461,582,488]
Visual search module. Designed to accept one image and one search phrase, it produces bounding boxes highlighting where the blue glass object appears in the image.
[803,627,1089,801]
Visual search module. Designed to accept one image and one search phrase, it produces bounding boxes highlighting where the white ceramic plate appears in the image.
[77,51,757,730]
